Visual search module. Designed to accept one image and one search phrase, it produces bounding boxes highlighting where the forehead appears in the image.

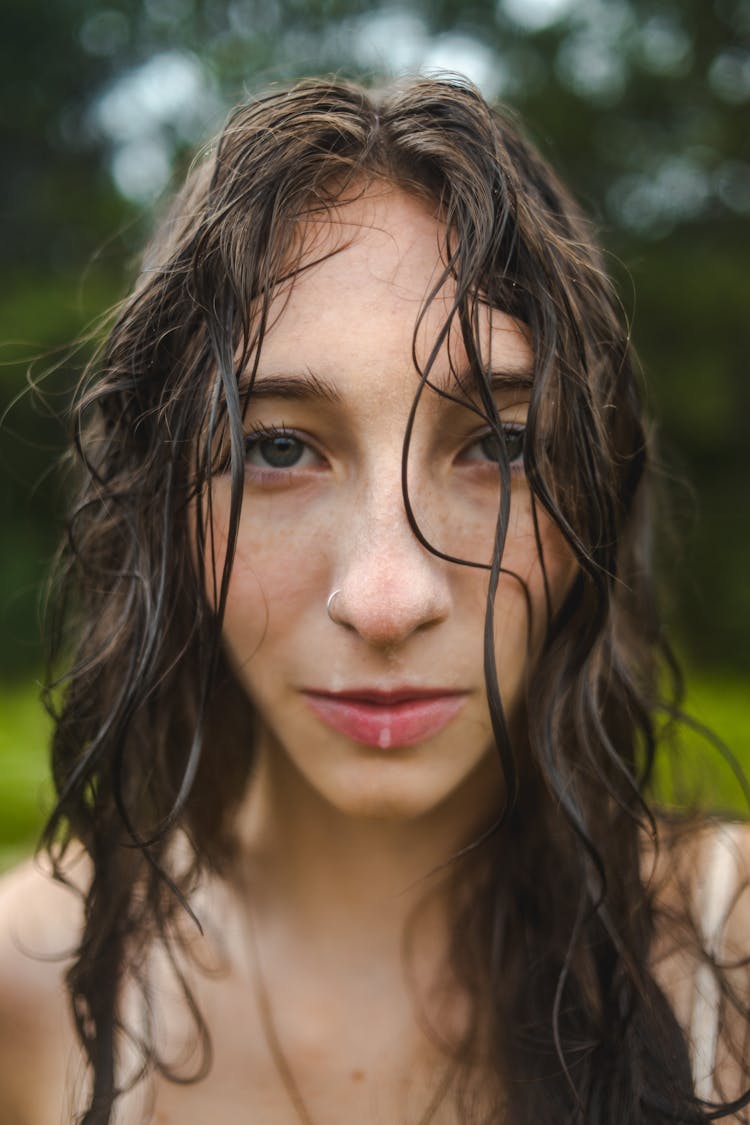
[255,184,532,390]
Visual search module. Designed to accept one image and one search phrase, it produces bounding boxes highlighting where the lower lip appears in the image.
[302,693,467,749]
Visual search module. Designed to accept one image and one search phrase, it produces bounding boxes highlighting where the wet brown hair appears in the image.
[43,75,750,1123]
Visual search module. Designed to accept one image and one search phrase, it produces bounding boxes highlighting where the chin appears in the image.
[322,787,448,822]
[313,754,499,824]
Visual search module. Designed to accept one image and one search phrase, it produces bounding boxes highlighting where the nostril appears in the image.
[328,562,450,649]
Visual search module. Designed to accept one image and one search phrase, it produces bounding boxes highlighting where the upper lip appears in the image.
[303,687,466,704]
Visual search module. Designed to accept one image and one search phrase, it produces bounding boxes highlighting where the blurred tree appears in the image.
[1,0,748,677]
[0,0,133,672]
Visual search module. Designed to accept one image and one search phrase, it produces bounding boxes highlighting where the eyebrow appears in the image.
[240,369,342,404]
[462,371,533,394]
[243,367,533,403]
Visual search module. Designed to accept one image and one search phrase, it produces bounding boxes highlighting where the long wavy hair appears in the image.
[43,75,750,1124]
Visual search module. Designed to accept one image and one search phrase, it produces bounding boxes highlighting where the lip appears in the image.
[302,688,468,749]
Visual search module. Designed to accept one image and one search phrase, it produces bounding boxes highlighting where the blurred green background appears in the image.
[1,0,748,868]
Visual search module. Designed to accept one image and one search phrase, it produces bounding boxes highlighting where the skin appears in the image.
[214,183,577,835]
[2,183,747,1124]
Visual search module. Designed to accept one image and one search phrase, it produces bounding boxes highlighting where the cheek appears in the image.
[497,499,578,648]
[208,486,331,664]
[484,505,576,723]
[222,547,312,664]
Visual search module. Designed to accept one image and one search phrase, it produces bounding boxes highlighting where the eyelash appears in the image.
[243,422,527,475]
[243,424,322,476]
[464,422,526,471]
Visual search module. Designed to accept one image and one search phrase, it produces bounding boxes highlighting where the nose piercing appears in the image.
[326,589,342,623]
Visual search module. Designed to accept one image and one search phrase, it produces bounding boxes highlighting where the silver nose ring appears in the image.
[326,589,342,623]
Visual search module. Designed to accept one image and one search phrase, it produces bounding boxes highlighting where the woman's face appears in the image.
[209,185,576,822]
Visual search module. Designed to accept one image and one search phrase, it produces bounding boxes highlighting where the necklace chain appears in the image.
[247,905,456,1125]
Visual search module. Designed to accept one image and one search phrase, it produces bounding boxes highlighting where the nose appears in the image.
[330,479,452,649]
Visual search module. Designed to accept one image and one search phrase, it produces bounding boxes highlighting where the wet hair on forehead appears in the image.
[196,79,532,325]
[230,179,533,405]
[167,92,564,416]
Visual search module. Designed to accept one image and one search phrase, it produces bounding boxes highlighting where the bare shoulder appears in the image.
[0,851,88,1125]
[647,819,750,1107]
[646,818,750,925]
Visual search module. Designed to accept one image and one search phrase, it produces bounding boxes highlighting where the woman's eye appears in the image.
[244,430,319,471]
[463,424,526,468]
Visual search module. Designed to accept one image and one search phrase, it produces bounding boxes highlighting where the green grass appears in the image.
[651,675,750,815]
[0,679,53,870]
[0,672,747,872]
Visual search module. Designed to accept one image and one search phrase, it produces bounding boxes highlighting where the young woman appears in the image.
[0,75,748,1125]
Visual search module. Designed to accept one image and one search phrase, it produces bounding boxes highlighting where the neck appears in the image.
[227,733,503,968]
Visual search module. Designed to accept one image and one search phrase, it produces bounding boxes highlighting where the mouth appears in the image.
[301,688,468,749]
